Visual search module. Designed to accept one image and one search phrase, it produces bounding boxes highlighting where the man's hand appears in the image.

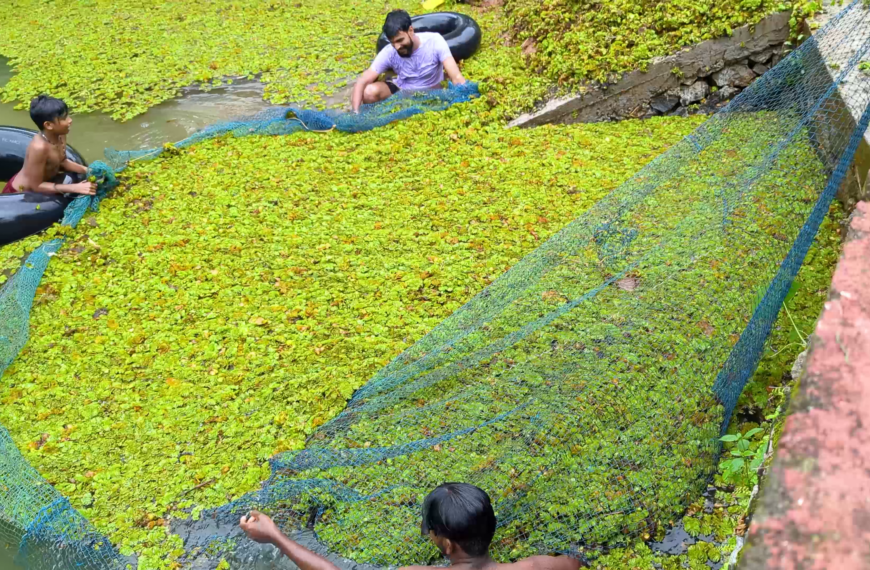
[352,69,381,113]
[69,181,97,196]
[240,511,282,544]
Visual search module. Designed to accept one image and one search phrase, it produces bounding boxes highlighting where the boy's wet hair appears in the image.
[383,10,412,40]
[30,95,69,129]
[422,483,496,557]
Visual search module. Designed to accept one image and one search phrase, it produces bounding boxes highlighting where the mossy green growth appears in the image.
[0,233,43,285]
[0,0,548,121]
[0,113,700,568]
[504,0,821,86]
[262,115,838,567]
[588,207,842,569]
[0,0,417,120]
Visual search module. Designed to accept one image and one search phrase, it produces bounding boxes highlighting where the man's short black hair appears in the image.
[383,10,412,40]
[422,483,496,557]
[30,95,69,129]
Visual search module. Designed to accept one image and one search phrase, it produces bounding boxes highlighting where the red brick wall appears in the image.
[742,201,870,569]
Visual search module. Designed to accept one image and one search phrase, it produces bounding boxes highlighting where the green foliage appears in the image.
[719,427,766,486]
[0,0,550,121]
[217,116,840,567]
[0,233,43,285]
[0,0,422,120]
[0,114,700,567]
[504,0,819,87]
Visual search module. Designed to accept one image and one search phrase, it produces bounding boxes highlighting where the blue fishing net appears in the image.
[0,84,478,570]
[104,83,480,171]
[0,5,869,567]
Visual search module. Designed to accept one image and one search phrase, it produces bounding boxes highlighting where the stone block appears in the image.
[679,81,710,106]
[752,63,770,75]
[712,64,757,88]
[750,47,775,63]
[650,91,680,113]
[707,85,740,107]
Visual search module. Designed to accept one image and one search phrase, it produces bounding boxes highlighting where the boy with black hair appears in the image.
[2,95,95,196]
[350,9,467,112]
[240,482,582,570]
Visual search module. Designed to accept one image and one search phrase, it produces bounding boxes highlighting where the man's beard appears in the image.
[397,48,413,58]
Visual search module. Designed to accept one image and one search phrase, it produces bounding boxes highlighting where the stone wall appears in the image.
[509,12,792,127]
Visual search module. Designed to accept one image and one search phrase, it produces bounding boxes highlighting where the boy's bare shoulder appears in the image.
[497,555,582,570]
[27,135,50,156]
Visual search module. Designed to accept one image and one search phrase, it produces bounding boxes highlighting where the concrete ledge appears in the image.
[802,1,870,210]
[741,201,870,569]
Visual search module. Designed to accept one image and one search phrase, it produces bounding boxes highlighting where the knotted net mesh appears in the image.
[1,4,869,567]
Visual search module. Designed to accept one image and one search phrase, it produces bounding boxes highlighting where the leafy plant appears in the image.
[719,427,766,486]
[505,0,822,89]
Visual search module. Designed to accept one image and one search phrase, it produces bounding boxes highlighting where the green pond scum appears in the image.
[0,0,855,568]
[0,109,843,567]
[234,115,842,567]
[1,114,707,567]
[0,0,818,121]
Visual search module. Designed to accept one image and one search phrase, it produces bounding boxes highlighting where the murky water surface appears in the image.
[0,58,278,163]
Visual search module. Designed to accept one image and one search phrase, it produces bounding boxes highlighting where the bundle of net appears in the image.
[104,83,480,171]
[188,4,870,566]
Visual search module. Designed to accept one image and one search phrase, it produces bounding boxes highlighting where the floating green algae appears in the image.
[249,115,838,566]
[591,206,843,570]
[0,113,702,568]
[0,0,414,120]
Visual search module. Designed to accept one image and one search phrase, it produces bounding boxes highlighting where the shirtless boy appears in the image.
[240,482,583,570]
[2,95,95,196]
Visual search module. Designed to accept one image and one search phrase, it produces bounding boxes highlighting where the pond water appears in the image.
[0,546,21,570]
[0,58,278,163]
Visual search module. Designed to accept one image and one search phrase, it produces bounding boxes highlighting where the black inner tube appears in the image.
[0,125,86,181]
[0,126,87,246]
[376,12,482,62]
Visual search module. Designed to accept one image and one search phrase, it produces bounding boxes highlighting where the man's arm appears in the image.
[352,68,383,113]
[61,159,88,175]
[20,145,95,195]
[442,57,466,86]
[240,511,340,570]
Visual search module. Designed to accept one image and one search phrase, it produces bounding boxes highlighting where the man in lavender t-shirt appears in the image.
[351,10,467,112]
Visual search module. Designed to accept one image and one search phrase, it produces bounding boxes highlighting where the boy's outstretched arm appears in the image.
[61,158,88,175]
[240,511,341,570]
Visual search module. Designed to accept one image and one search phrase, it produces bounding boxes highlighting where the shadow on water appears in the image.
[0,57,280,163]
